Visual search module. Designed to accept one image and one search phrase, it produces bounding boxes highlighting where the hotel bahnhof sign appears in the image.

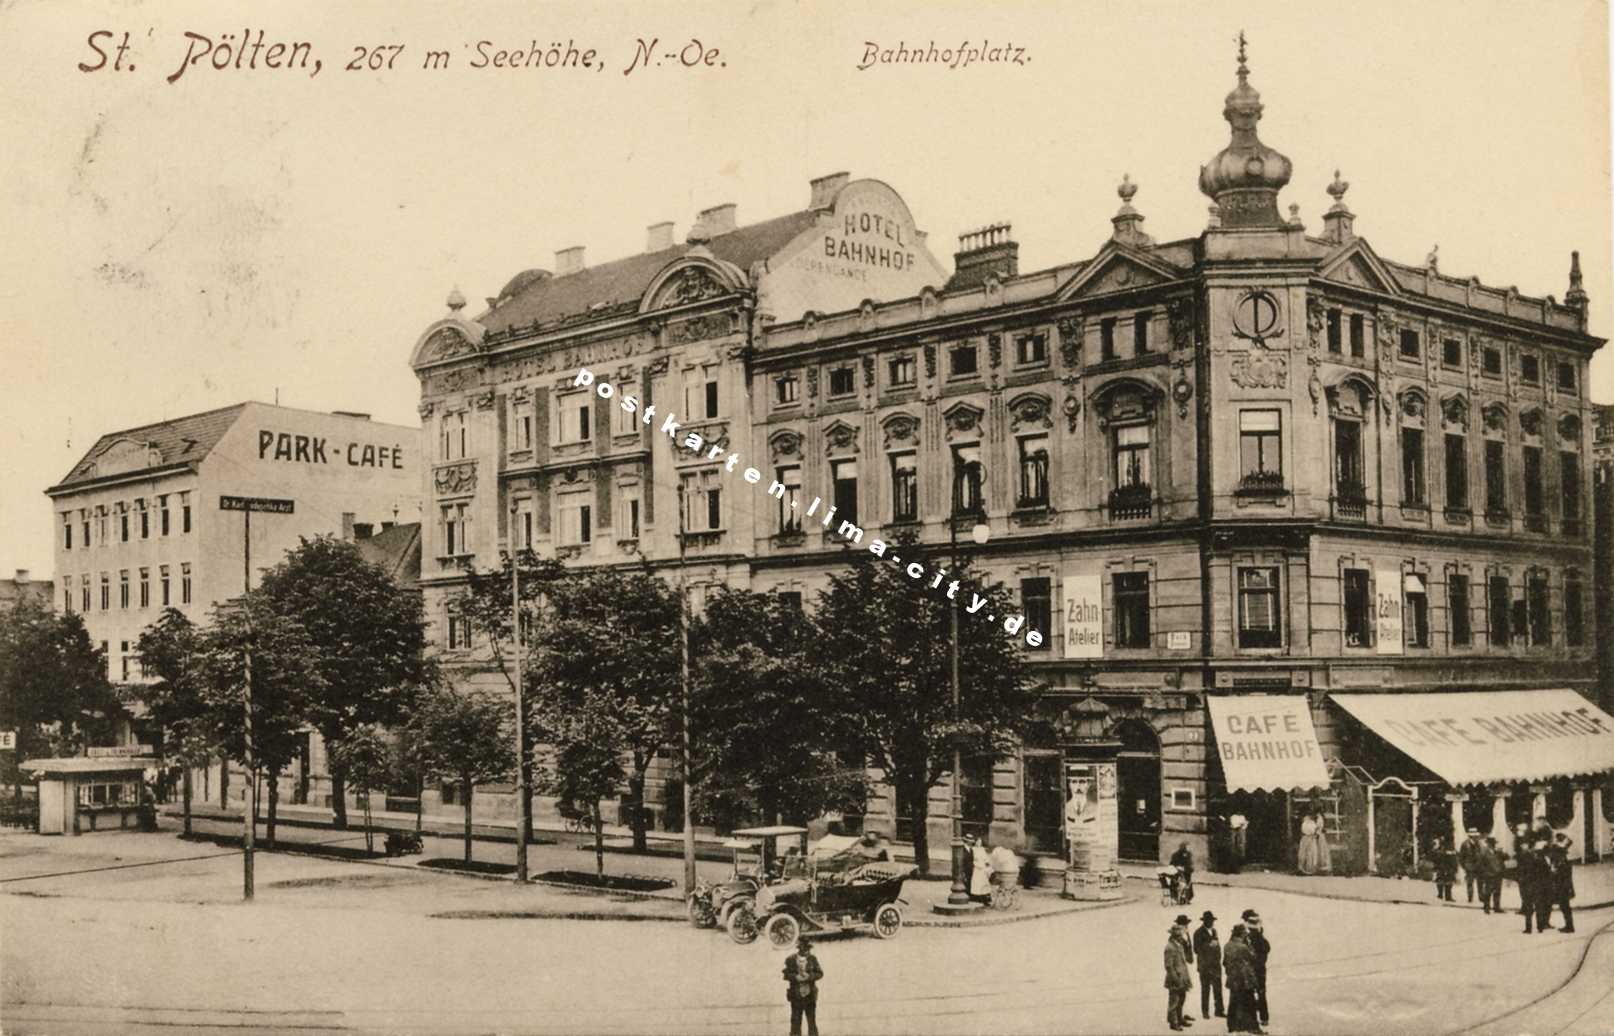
[219,495,295,514]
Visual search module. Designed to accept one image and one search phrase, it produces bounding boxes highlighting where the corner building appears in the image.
[411,48,1611,871]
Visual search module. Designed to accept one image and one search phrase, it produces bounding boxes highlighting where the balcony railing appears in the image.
[1523,513,1547,533]
[1108,482,1153,520]
[1235,470,1287,497]
[1333,480,1368,521]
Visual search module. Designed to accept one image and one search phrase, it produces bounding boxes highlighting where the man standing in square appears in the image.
[1240,909,1270,1028]
[783,937,823,1036]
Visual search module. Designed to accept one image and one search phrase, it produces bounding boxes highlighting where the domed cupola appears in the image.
[1198,34,1293,228]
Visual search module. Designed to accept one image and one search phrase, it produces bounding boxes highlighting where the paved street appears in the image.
[3,825,1610,1035]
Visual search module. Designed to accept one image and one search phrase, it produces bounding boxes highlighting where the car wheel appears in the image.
[765,913,800,949]
[872,903,903,939]
[687,895,717,929]
[725,904,759,945]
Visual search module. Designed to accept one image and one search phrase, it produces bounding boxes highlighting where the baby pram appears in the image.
[1156,865,1192,906]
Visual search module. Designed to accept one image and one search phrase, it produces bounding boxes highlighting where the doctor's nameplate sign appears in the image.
[258,429,405,470]
[219,496,295,514]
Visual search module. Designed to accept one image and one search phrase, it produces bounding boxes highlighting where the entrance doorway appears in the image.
[1113,720,1161,862]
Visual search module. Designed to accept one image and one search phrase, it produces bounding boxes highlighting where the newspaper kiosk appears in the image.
[24,753,157,835]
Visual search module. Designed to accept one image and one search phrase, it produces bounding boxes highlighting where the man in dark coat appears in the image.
[1514,833,1539,932]
[1172,915,1196,1022]
[1240,909,1270,1027]
[1223,924,1261,1034]
[782,937,823,1036]
[1164,923,1194,1030]
[1171,842,1197,903]
[1477,837,1504,914]
[1457,828,1485,902]
[1194,911,1225,1020]
[1517,838,1553,933]
[1546,832,1576,933]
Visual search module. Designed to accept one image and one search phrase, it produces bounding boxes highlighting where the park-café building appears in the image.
[409,47,1614,873]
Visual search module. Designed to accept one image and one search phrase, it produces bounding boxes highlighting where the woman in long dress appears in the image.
[1297,812,1328,875]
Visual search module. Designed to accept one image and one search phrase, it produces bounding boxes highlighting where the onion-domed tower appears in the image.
[1198,34,1292,228]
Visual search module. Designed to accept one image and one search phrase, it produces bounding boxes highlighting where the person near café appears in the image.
[1194,910,1225,1020]
[1170,841,1197,903]
[1164,920,1195,1030]
[966,834,993,905]
[1516,836,1551,933]
[1296,811,1329,875]
[782,937,824,1036]
[1222,924,1262,1034]
[1457,827,1486,902]
[1240,909,1270,1028]
[1476,836,1505,915]
[1172,914,1197,1020]
[1430,836,1458,902]
[1545,832,1576,934]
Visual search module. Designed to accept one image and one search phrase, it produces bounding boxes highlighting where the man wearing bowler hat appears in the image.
[782,937,823,1036]
[1240,909,1270,1027]
[1193,910,1224,1019]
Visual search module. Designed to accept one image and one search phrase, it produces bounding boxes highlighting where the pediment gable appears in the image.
[1318,242,1401,296]
[1057,245,1183,302]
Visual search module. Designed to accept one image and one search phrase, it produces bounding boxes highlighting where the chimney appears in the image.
[949,223,1018,290]
[646,221,675,252]
[696,204,737,238]
[381,521,396,532]
[1322,170,1355,245]
[13,569,28,584]
[352,522,374,540]
[809,171,850,211]
[341,512,356,541]
[555,246,586,276]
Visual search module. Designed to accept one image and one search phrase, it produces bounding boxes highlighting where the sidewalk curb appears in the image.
[908,894,1133,928]
[1122,872,1614,913]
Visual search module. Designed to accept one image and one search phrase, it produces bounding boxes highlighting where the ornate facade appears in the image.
[410,45,1606,869]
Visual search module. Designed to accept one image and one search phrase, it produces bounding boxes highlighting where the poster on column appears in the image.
[1062,573,1103,659]
[1375,568,1404,655]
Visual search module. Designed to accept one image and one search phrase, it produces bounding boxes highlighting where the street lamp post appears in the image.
[510,499,529,884]
[943,459,989,911]
[676,481,696,895]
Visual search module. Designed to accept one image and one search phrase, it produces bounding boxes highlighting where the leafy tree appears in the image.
[690,588,865,829]
[534,688,627,880]
[134,608,218,835]
[329,724,391,853]
[407,683,511,863]
[527,565,680,851]
[814,540,1041,876]
[255,536,429,830]
[0,596,117,803]
[196,593,324,846]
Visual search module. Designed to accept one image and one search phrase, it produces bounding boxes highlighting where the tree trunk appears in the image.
[907,782,932,877]
[415,769,424,834]
[330,764,348,830]
[182,766,193,837]
[592,801,605,880]
[266,764,280,846]
[363,795,374,854]
[462,778,473,864]
[628,764,648,852]
[220,760,229,809]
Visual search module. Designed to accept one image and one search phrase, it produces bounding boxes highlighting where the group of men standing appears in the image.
[1451,823,1577,932]
[1164,909,1269,1033]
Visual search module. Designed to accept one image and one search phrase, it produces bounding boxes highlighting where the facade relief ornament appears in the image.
[1559,414,1582,442]
[1057,317,1084,368]
[1399,391,1426,421]
[670,267,725,306]
[1168,298,1196,353]
[806,367,819,399]
[1172,377,1194,419]
[434,367,477,394]
[426,326,475,362]
[1063,396,1082,433]
[667,313,731,345]
[1482,402,1508,434]
[1308,371,1323,416]
[823,421,859,454]
[1306,297,1326,353]
[988,333,1003,369]
[472,390,496,411]
[1376,315,1398,364]
[1008,393,1053,430]
[644,355,671,378]
[433,462,477,496]
[769,429,803,461]
[882,413,920,447]
[922,344,936,379]
[556,465,596,485]
[1440,394,1470,429]
[1230,350,1288,389]
[944,401,985,437]
[417,400,435,419]
[862,354,875,389]
[1519,408,1543,438]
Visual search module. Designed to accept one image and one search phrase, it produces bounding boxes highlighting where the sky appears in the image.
[1,0,1610,580]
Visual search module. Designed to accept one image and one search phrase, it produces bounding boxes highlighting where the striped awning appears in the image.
[1206,695,1331,793]
[1330,689,1614,786]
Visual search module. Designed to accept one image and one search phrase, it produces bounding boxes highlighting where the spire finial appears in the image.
[1426,244,1439,272]
[1118,173,1137,205]
[1236,30,1249,82]
[1326,169,1350,206]
[446,286,467,313]
[1566,249,1589,311]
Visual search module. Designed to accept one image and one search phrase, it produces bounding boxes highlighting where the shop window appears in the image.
[1114,572,1150,648]
[1021,578,1051,651]
[1444,433,1468,510]
[1022,754,1064,854]
[1100,318,1118,361]
[775,373,800,406]
[776,465,802,533]
[1343,568,1371,647]
[1527,572,1551,646]
[1557,362,1577,392]
[1401,427,1426,505]
[952,444,984,517]
[1441,338,1463,368]
[827,366,855,398]
[890,452,918,522]
[1520,354,1540,385]
[888,355,916,387]
[1017,435,1050,508]
[1448,574,1472,647]
[1238,567,1282,649]
[1404,574,1429,648]
[1487,575,1511,647]
[1565,570,1585,647]
[1399,328,1421,360]
[960,756,994,842]
[831,459,858,526]
[1326,309,1341,353]
[1016,333,1047,366]
[1348,314,1365,357]
[949,343,978,378]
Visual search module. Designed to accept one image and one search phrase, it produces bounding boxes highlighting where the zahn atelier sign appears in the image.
[219,495,295,514]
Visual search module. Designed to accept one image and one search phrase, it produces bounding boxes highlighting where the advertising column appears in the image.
[1062,757,1124,900]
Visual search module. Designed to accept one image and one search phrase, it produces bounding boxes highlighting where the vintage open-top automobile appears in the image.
[685,825,809,932]
[728,833,914,946]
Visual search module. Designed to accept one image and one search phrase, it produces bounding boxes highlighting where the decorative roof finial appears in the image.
[446,286,467,313]
[1566,249,1588,311]
[1426,244,1439,272]
[1118,173,1138,205]
[1111,174,1151,247]
[1236,30,1249,82]
[1199,32,1290,227]
[1326,169,1350,208]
